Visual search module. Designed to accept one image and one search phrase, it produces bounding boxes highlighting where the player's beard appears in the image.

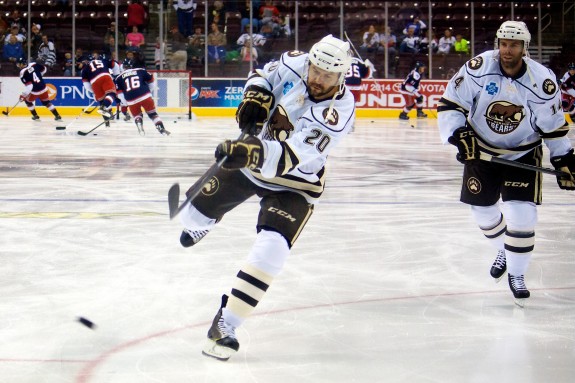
[500,53,523,75]
[307,81,339,100]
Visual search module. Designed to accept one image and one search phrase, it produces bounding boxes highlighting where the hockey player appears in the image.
[438,21,574,307]
[81,53,120,125]
[16,58,62,121]
[345,56,372,103]
[178,35,354,360]
[399,61,428,120]
[559,62,575,123]
[114,59,169,136]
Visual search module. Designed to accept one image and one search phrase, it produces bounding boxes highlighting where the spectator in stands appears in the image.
[125,50,145,70]
[103,36,118,58]
[188,27,205,64]
[62,52,73,76]
[37,33,56,69]
[236,24,266,51]
[3,34,25,64]
[379,26,397,58]
[437,29,456,54]
[454,34,470,54]
[209,1,226,28]
[403,15,426,37]
[239,0,261,34]
[28,24,43,58]
[126,26,146,50]
[399,26,420,53]
[360,25,381,54]
[4,25,25,44]
[240,37,258,65]
[0,14,8,39]
[8,10,26,36]
[420,30,438,54]
[207,22,227,64]
[75,47,88,75]
[105,22,125,50]
[172,0,197,38]
[259,0,281,36]
[127,0,148,33]
[169,25,189,70]
[278,14,291,37]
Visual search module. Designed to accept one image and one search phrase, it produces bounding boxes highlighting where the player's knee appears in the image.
[179,203,217,231]
[247,230,290,277]
[471,204,502,228]
[504,200,537,232]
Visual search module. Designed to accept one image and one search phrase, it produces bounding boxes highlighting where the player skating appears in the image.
[559,62,575,124]
[438,21,575,307]
[176,35,354,360]
[16,58,62,121]
[81,53,120,127]
[114,59,169,136]
[399,61,428,120]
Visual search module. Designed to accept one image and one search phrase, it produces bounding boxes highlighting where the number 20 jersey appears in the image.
[243,50,356,202]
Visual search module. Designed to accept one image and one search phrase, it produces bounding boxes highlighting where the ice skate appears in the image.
[31,115,40,121]
[508,274,530,307]
[180,229,209,247]
[97,105,113,119]
[490,249,506,282]
[155,122,171,136]
[135,117,145,136]
[202,295,239,361]
[54,114,62,121]
[399,112,409,120]
[417,110,428,118]
[123,113,131,122]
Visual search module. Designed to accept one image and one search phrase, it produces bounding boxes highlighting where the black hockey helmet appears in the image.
[414,61,426,70]
[568,62,575,70]
[15,57,27,67]
[122,58,134,69]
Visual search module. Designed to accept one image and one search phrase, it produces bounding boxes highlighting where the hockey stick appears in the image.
[479,152,569,177]
[2,100,22,116]
[77,119,109,136]
[168,130,249,220]
[56,100,97,129]
[344,30,363,61]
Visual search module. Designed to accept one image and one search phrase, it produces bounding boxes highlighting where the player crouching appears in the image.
[16,58,62,121]
[114,59,170,136]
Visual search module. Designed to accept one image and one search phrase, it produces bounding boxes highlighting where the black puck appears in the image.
[77,316,96,329]
[56,126,66,130]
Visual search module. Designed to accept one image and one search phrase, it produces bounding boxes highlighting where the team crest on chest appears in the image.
[264,105,294,141]
[287,50,305,57]
[485,101,525,134]
[322,108,339,126]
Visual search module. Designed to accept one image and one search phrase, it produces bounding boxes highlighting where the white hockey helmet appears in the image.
[309,35,352,77]
[496,21,531,52]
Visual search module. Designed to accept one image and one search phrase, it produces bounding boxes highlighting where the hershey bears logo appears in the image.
[468,56,483,70]
[287,50,305,57]
[201,176,220,196]
[467,177,481,194]
[263,105,294,141]
[322,108,339,126]
[542,79,556,95]
[485,101,525,134]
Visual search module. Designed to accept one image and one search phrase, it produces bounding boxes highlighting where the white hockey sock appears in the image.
[505,230,534,275]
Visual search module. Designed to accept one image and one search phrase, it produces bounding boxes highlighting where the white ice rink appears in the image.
[0,114,573,383]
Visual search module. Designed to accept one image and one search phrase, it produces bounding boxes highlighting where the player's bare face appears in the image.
[307,64,340,100]
[498,39,524,76]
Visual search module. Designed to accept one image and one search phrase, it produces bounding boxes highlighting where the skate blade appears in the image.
[202,339,237,361]
[97,109,113,119]
[492,272,506,283]
[513,297,527,308]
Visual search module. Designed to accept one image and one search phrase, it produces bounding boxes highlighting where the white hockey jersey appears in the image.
[241,50,355,202]
[438,50,570,161]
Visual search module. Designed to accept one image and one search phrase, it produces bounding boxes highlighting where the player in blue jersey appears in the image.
[81,53,120,124]
[16,58,62,121]
[399,61,428,120]
[114,59,169,136]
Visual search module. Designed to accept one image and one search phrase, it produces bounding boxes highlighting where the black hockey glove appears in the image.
[550,149,575,190]
[448,125,480,164]
[215,136,264,170]
[236,85,275,136]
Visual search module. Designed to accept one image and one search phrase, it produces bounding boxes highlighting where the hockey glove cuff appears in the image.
[551,148,575,190]
[236,85,275,136]
[448,125,480,164]
[215,136,264,170]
